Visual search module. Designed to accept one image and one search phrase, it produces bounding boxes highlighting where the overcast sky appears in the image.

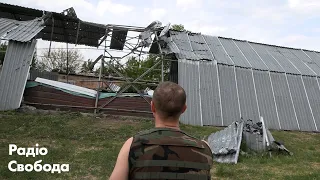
[2,0,320,61]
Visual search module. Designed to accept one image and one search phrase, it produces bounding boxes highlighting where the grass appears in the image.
[0,111,319,180]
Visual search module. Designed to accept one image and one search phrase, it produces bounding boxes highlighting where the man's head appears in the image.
[151,81,187,121]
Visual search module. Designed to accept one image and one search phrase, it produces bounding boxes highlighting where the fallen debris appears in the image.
[207,117,293,164]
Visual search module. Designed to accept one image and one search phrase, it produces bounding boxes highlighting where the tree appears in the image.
[80,59,95,73]
[37,48,84,74]
[172,24,186,31]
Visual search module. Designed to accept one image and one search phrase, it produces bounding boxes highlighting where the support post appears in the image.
[66,42,69,83]
[94,40,106,114]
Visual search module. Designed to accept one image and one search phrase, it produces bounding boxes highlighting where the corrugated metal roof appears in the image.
[164,30,320,132]
[218,38,251,67]
[203,35,234,65]
[35,77,97,98]
[290,49,320,75]
[0,17,45,42]
[233,40,269,70]
[249,43,284,72]
[0,18,18,37]
[160,30,318,75]
[303,50,320,71]
[0,40,37,110]
[0,2,106,47]
[207,121,244,164]
[4,17,44,42]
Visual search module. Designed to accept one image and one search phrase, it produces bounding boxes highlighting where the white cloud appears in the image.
[288,0,320,14]
[96,0,134,16]
[184,21,228,35]
[276,34,320,51]
[143,8,167,21]
[176,0,202,10]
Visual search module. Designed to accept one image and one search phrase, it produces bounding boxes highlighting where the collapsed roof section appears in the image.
[0,18,45,42]
[152,30,320,76]
[0,2,106,47]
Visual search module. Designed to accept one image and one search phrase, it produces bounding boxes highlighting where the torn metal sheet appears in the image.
[207,121,244,164]
[207,118,293,164]
[0,40,37,110]
[35,77,97,98]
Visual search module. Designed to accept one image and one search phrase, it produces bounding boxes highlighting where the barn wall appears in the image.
[177,59,320,132]
[178,59,202,125]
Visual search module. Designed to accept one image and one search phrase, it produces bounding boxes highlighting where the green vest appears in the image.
[129,128,213,180]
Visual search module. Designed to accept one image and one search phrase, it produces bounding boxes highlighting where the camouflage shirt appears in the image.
[128,127,213,180]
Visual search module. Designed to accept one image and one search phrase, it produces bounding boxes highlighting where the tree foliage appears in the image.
[38,48,84,74]
[172,24,186,31]
[80,59,95,73]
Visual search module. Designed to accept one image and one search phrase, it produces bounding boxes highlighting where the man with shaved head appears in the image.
[110,81,213,180]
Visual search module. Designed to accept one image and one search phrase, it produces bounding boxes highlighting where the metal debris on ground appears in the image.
[207,117,293,164]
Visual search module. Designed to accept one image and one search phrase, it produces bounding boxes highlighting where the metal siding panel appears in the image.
[234,40,269,70]
[218,64,240,125]
[303,50,320,68]
[266,46,300,74]
[235,67,260,121]
[189,34,212,60]
[277,47,315,76]
[199,61,222,126]
[178,59,201,125]
[249,43,284,72]
[253,70,280,129]
[0,40,36,110]
[303,77,320,131]
[202,35,234,65]
[290,49,320,75]
[219,38,251,67]
[270,72,299,130]
[287,75,316,131]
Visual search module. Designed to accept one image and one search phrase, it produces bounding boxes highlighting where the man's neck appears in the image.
[154,117,180,130]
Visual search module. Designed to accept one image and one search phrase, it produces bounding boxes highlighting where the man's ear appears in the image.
[151,101,156,113]
[181,104,187,114]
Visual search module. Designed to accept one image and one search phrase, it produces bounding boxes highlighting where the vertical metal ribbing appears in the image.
[186,33,203,126]
[201,35,224,126]
[279,50,317,131]
[247,42,282,129]
[299,49,318,75]
[232,40,261,120]
[300,50,320,131]
[217,37,242,119]
[267,50,300,130]
[197,61,203,126]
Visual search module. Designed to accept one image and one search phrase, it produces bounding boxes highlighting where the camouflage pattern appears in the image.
[129,128,213,180]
